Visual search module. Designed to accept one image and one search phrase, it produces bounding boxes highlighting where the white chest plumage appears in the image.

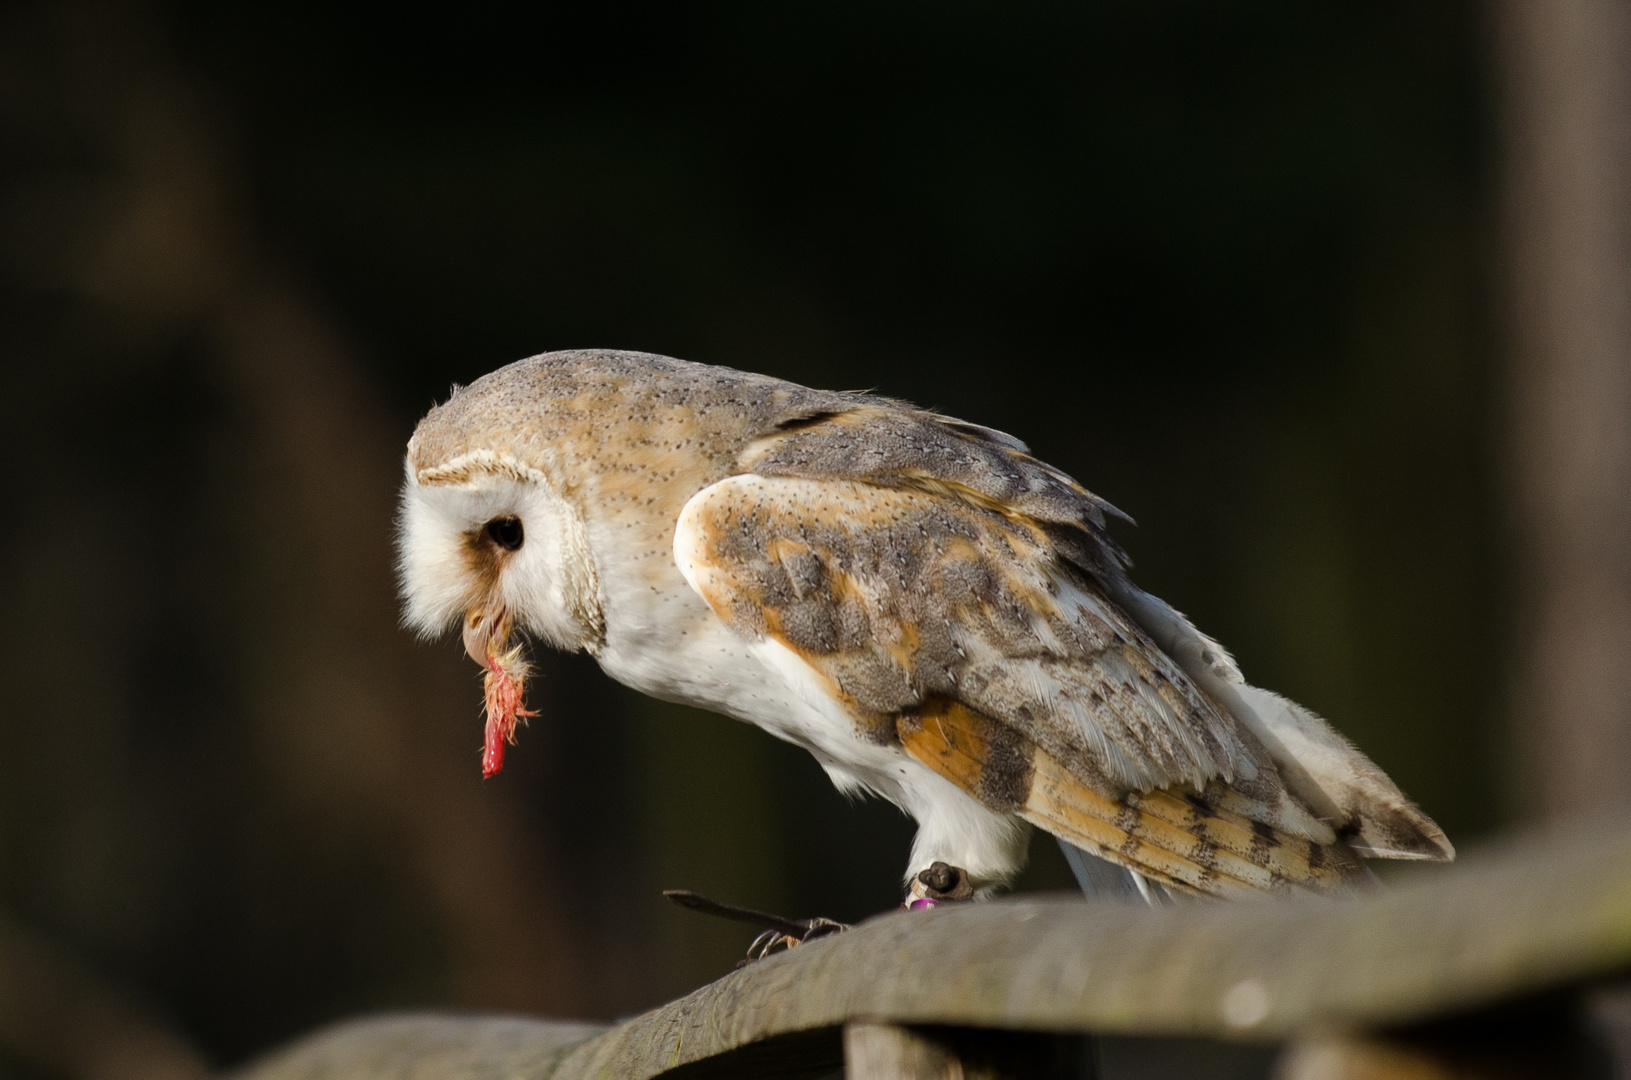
[587,524,1029,887]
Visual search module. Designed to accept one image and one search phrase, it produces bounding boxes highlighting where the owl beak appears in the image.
[462,605,513,668]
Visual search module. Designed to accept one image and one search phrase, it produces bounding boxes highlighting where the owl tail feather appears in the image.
[899,699,1370,900]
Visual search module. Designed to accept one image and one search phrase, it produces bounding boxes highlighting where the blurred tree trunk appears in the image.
[1497,0,1631,817]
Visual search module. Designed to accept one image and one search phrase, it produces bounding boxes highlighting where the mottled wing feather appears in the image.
[1112,586,1455,862]
[675,473,1265,798]
[741,403,1130,579]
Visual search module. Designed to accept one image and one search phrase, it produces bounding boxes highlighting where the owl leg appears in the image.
[904,861,976,909]
[898,775,1030,903]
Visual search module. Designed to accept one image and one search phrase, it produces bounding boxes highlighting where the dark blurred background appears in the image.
[3,1,1629,1076]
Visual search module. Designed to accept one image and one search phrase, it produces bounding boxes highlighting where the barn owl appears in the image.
[398,350,1452,906]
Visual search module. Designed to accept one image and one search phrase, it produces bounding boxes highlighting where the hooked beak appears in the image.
[462,605,513,668]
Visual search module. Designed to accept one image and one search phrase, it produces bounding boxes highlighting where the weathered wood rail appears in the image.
[235,818,1631,1079]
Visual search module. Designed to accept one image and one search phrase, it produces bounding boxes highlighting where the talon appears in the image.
[740,929,791,965]
[738,922,846,964]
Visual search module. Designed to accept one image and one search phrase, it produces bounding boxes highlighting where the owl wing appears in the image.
[674,470,1373,896]
[738,403,1449,865]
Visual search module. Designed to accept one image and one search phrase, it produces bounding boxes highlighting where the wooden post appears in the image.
[237,823,1631,1080]
[843,1022,1089,1080]
[1496,0,1631,817]
[845,1023,964,1080]
[1278,1035,1462,1080]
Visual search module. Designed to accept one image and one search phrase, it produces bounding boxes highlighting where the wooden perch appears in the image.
[234,818,1631,1079]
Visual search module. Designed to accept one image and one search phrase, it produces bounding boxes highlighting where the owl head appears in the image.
[396,427,604,667]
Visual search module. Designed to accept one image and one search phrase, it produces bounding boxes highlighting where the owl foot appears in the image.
[662,889,847,964]
[742,918,847,962]
[904,861,975,910]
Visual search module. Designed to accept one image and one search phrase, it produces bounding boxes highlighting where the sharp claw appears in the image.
[746,929,781,960]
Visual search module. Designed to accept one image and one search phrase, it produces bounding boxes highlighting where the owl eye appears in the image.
[486,516,524,551]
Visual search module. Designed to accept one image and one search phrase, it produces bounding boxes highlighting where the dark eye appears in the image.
[486,516,524,551]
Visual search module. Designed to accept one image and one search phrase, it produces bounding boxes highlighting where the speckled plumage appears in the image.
[398,349,1452,897]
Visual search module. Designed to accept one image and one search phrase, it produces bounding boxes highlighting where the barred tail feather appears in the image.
[1025,748,1368,897]
[899,699,1369,900]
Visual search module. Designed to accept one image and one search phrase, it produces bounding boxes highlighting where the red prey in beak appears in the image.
[463,605,537,778]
